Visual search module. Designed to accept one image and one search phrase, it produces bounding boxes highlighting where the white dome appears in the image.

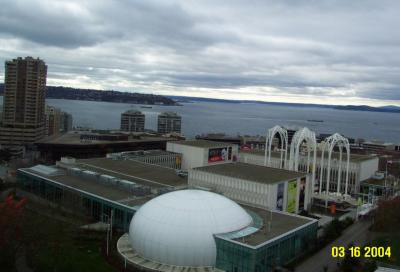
[129,189,252,267]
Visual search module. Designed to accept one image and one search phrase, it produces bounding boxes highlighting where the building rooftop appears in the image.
[196,133,241,142]
[108,150,178,159]
[122,110,144,115]
[216,205,317,247]
[218,205,316,247]
[159,112,181,117]
[77,158,187,187]
[171,139,237,148]
[363,178,400,189]
[194,162,306,184]
[20,157,188,209]
[240,149,376,163]
[20,167,153,208]
[362,141,394,146]
[37,132,172,145]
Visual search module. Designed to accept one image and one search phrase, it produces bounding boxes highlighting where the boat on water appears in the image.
[140,106,153,109]
[307,119,324,123]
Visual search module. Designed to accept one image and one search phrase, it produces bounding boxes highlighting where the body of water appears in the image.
[1,97,399,142]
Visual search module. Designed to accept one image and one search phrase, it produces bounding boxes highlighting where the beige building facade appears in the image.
[0,57,47,145]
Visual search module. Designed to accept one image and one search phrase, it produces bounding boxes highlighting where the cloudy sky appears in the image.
[0,0,399,106]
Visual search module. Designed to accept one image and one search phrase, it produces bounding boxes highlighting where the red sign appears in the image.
[241,144,251,151]
[208,147,232,163]
[209,155,224,162]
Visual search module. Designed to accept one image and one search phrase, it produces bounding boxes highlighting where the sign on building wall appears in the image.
[287,180,297,213]
[276,183,284,211]
[298,177,306,212]
[208,147,232,163]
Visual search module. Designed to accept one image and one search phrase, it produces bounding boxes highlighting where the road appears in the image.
[295,219,373,272]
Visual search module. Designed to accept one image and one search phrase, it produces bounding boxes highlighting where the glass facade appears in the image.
[17,170,135,231]
[215,222,318,272]
[18,169,318,272]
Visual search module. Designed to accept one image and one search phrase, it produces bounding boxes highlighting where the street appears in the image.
[296,219,373,272]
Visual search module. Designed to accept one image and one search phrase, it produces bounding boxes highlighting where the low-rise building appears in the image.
[17,160,317,272]
[189,162,311,213]
[157,112,181,134]
[106,150,182,169]
[359,174,400,204]
[120,110,145,132]
[118,191,317,272]
[167,140,239,170]
[17,158,187,231]
[239,149,378,195]
[195,133,241,145]
[362,141,396,151]
[35,132,181,162]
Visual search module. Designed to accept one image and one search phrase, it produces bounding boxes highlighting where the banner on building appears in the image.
[287,180,297,213]
[208,147,232,163]
[299,177,306,212]
[276,183,284,211]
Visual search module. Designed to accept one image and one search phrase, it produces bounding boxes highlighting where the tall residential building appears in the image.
[45,105,61,136]
[157,112,181,134]
[120,110,145,132]
[0,57,47,145]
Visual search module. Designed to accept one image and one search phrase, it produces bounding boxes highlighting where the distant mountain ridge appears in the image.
[0,83,398,113]
[168,95,400,113]
[0,83,177,106]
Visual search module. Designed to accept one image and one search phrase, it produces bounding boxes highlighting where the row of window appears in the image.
[17,172,135,231]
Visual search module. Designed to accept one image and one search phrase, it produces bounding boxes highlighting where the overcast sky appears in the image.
[0,0,399,106]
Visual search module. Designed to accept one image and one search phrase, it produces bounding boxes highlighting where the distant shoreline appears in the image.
[168,96,400,113]
[0,84,179,106]
[0,83,398,113]
[41,96,400,114]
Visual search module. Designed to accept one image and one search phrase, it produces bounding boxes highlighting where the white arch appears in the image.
[289,127,317,194]
[319,133,350,205]
[264,126,288,169]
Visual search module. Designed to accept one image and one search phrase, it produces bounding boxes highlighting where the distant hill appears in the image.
[0,83,177,106]
[332,105,400,113]
[0,83,398,113]
[168,95,400,113]
[381,105,400,110]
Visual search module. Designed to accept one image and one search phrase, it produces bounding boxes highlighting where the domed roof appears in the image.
[129,189,252,267]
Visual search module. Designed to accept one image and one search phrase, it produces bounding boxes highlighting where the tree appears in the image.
[0,195,28,270]
[373,196,400,232]
[340,250,360,272]
[323,218,343,242]
[0,148,12,162]
[363,260,377,272]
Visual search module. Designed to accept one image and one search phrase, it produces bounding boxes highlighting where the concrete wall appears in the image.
[167,142,204,170]
[188,169,311,213]
[358,157,379,181]
[239,151,378,194]
[189,170,271,208]
[167,142,240,170]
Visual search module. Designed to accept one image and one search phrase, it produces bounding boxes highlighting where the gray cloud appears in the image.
[0,1,113,47]
[0,0,399,105]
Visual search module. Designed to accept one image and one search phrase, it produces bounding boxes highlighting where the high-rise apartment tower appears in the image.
[0,57,47,145]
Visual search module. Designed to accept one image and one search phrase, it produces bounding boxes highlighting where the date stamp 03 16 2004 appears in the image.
[331,246,391,258]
